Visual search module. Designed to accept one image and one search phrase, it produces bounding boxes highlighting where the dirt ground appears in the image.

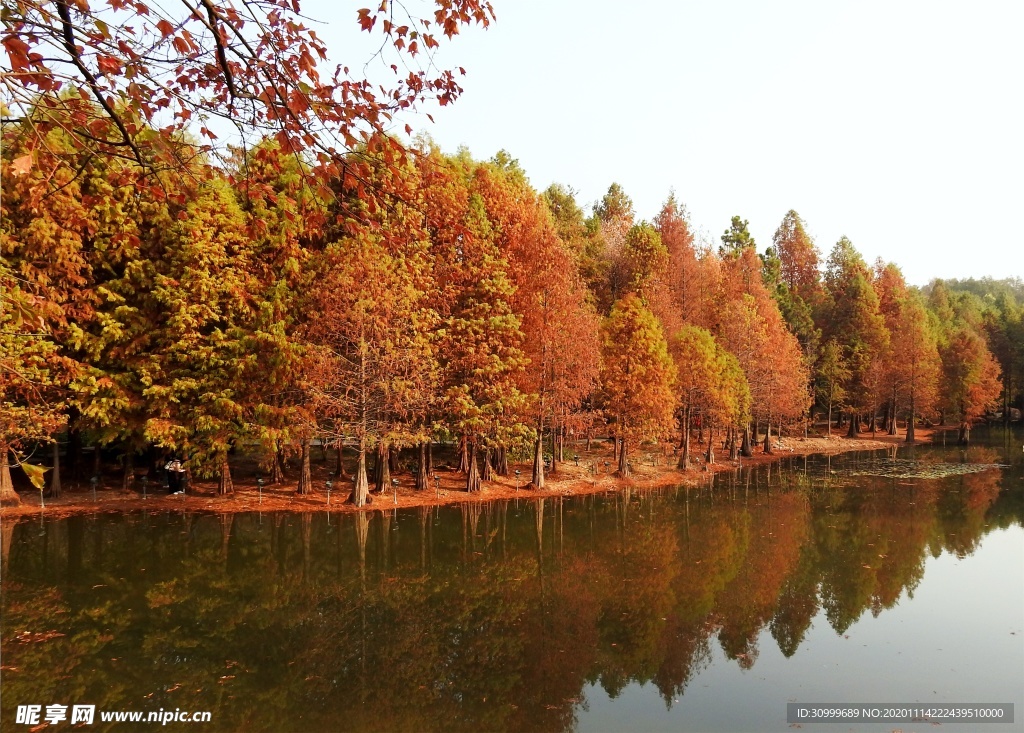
[0,428,941,521]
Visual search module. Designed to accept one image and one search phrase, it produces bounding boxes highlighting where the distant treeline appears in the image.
[2,124,1020,505]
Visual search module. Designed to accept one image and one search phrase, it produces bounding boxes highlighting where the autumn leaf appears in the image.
[21,462,50,490]
[11,153,33,176]
[97,54,122,75]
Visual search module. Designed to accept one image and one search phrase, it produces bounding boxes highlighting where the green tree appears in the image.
[621,222,668,303]
[820,237,889,437]
[720,215,756,257]
[141,178,255,493]
[816,340,850,435]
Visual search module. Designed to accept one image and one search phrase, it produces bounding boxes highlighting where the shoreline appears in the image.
[0,429,943,521]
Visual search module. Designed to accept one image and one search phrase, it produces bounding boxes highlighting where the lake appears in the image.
[2,429,1022,732]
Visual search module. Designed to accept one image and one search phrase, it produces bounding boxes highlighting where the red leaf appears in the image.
[357,9,375,32]
[157,19,175,37]
[2,36,31,71]
[97,54,121,75]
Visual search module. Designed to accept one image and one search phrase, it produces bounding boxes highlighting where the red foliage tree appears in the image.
[3,1,494,187]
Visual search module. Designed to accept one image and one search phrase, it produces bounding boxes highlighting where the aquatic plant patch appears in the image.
[845,459,1007,480]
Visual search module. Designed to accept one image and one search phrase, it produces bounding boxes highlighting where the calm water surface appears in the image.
[2,429,1022,732]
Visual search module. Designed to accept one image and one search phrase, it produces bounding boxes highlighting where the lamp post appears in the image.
[432,473,440,498]
[514,469,521,491]
[90,475,98,502]
[325,479,333,506]
[391,477,399,505]
[573,454,579,467]
[257,477,264,505]
[140,475,148,500]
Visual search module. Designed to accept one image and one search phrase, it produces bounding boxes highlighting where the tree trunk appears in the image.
[218,453,234,495]
[763,419,773,454]
[740,423,753,457]
[93,442,102,481]
[271,441,286,483]
[705,424,715,465]
[144,444,160,480]
[495,445,508,476]
[531,432,545,489]
[466,440,481,492]
[458,434,470,474]
[48,440,62,498]
[416,442,429,490]
[0,444,20,506]
[552,423,561,475]
[122,453,135,492]
[348,442,371,507]
[296,439,312,495]
[427,440,434,475]
[482,447,494,481]
[958,421,970,445]
[905,393,921,444]
[677,404,691,470]
[846,409,858,438]
[617,437,630,478]
[888,387,898,435]
[586,428,592,452]
[729,426,739,460]
[334,441,349,479]
[375,441,390,494]
[67,419,83,480]
[389,446,400,474]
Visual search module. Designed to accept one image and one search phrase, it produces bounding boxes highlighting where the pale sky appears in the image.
[303,0,1024,286]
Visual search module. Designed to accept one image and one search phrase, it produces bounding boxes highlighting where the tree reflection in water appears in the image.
[2,435,1022,732]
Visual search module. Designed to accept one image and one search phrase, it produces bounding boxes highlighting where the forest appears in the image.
[1,1,1021,509]
[2,124,1020,507]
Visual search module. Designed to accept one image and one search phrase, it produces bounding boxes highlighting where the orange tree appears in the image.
[600,293,676,478]
[420,147,527,492]
[472,154,599,488]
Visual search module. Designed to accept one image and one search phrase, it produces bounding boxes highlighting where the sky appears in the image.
[302,0,1023,286]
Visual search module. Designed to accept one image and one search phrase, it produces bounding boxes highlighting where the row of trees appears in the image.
[1,119,1014,506]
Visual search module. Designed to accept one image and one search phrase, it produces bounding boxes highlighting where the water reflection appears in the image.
[2,429,1022,732]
